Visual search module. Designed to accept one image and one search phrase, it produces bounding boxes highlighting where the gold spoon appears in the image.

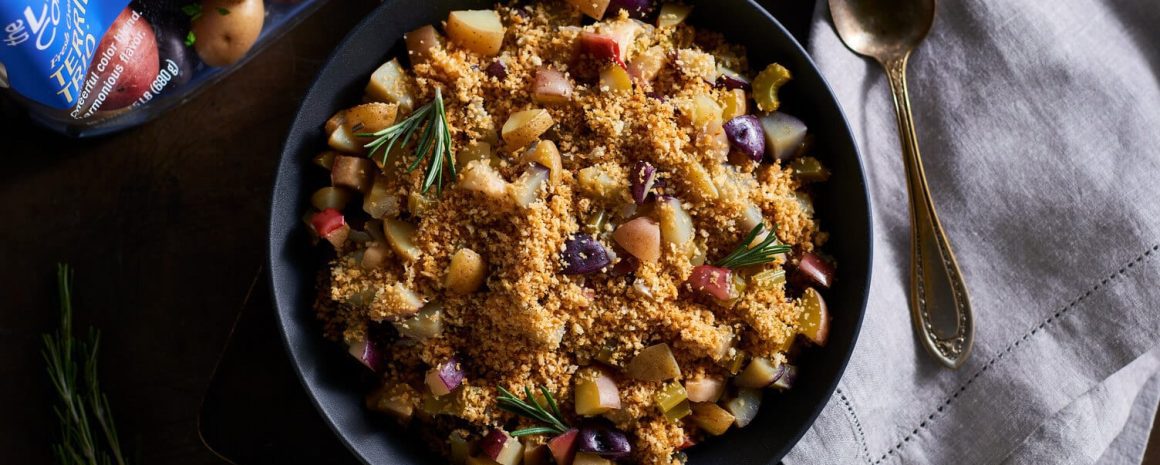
[828,0,974,368]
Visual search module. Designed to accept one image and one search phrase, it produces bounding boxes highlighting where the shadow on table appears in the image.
[197,277,359,465]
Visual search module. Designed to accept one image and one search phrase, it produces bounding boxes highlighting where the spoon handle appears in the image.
[883,54,974,369]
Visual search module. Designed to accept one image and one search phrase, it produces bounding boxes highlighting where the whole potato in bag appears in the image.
[191,0,265,67]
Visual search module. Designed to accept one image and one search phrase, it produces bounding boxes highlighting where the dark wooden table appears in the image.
[1,0,1156,463]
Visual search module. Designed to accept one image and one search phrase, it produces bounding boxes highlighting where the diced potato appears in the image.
[690,93,723,128]
[365,382,417,422]
[313,151,338,170]
[577,164,624,201]
[579,32,623,66]
[384,218,422,262]
[361,243,390,269]
[575,368,621,416]
[501,109,555,150]
[405,25,443,66]
[612,217,661,263]
[325,110,346,136]
[573,452,612,465]
[364,177,402,219]
[734,357,780,388]
[490,434,525,465]
[532,69,574,105]
[380,282,426,317]
[331,156,375,192]
[739,202,763,231]
[655,196,695,247]
[445,248,488,294]
[597,19,641,63]
[566,0,611,20]
[519,141,563,184]
[720,88,748,121]
[599,64,633,92]
[677,49,719,83]
[523,444,550,465]
[394,302,444,339]
[459,160,510,200]
[794,191,815,216]
[691,402,734,436]
[627,45,668,83]
[465,457,500,465]
[456,141,495,171]
[343,102,398,141]
[798,287,830,346]
[312,186,353,211]
[328,124,363,153]
[447,10,505,57]
[685,377,725,403]
[760,112,808,161]
[724,388,762,428]
[408,191,436,217]
[683,162,719,200]
[366,58,415,113]
[657,3,693,27]
[626,343,682,381]
[509,164,550,208]
[697,123,731,161]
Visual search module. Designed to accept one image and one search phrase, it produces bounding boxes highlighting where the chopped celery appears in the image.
[724,350,747,375]
[750,268,787,291]
[734,357,779,388]
[752,63,791,112]
[663,400,692,422]
[595,341,616,364]
[790,157,830,183]
[449,431,472,465]
[422,392,455,415]
[655,382,689,412]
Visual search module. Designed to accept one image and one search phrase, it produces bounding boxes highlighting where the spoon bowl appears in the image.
[829,0,936,61]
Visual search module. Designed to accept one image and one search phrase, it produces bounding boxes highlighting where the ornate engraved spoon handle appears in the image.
[883,54,975,369]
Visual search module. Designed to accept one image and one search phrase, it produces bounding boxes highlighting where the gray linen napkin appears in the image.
[783,0,1160,463]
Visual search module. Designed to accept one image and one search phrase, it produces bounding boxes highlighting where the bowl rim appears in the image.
[268,1,873,463]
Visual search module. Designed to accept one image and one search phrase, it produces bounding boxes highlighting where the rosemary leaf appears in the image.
[510,426,563,437]
[496,385,570,436]
[44,264,129,465]
[715,224,792,269]
[362,88,457,193]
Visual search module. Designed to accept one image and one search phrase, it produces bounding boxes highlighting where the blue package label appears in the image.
[0,0,130,109]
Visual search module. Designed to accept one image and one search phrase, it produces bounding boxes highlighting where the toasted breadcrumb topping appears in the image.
[314,3,825,464]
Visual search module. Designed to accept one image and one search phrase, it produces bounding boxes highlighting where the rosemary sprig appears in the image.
[496,385,570,437]
[43,264,129,465]
[714,224,792,269]
[360,88,457,193]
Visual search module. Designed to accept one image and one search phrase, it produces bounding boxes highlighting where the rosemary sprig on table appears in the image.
[360,88,456,194]
[715,224,792,269]
[496,386,570,437]
[43,264,129,465]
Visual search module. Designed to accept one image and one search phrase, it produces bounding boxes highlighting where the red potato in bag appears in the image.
[74,7,160,116]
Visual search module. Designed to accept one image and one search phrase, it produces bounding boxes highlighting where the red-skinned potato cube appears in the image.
[687,265,734,300]
[579,32,624,68]
[310,208,349,247]
[794,252,835,289]
[548,429,580,465]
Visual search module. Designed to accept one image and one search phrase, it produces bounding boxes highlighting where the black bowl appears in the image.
[269,1,872,463]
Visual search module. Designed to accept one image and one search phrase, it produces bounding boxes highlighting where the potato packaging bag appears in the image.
[0,0,326,137]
